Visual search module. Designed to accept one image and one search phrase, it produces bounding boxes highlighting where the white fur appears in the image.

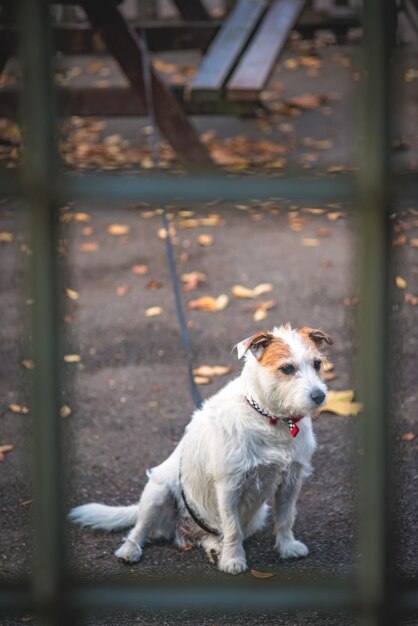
[70,324,328,574]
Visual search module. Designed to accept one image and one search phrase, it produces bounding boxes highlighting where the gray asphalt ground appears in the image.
[0,32,417,626]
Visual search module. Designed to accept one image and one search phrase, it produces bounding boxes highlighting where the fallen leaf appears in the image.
[321,390,363,416]
[410,239,418,248]
[400,432,415,441]
[317,227,331,238]
[393,234,406,246]
[286,94,324,109]
[145,306,163,317]
[20,500,33,507]
[132,264,149,275]
[198,234,214,246]
[302,208,326,215]
[9,403,29,414]
[193,365,231,377]
[181,271,206,292]
[65,288,79,300]
[232,284,273,299]
[116,285,129,296]
[396,276,407,289]
[82,226,94,236]
[22,359,34,369]
[301,238,320,247]
[0,444,14,461]
[146,280,162,290]
[59,405,72,418]
[194,375,211,385]
[63,354,81,363]
[107,224,130,236]
[189,295,229,312]
[80,241,99,252]
[0,231,13,242]
[251,569,274,579]
[253,299,277,321]
[404,292,418,305]
[327,212,344,221]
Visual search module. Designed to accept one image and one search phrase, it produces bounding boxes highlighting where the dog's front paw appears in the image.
[115,539,142,563]
[277,539,309,560]
[218,554,247,575]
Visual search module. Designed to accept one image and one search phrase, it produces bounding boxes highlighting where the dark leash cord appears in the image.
[140,26,219,535]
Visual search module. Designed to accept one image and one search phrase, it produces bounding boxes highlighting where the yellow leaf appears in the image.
[145,306,163,317]
[189,295,229,312]
[0,444,14,462]
[22,359,35,369]
[396,276,407,289]
[64,354,81,363]
[132,264,149,275]
[251,569,274,579]
[321,390,363,416]
[181,271,206,292]
[60,405,72,418]
[193,365,231,377]
[107,224,130,236]
[194,375,211,385]
[74,212,91,223]
[0,231,13,242]
[9,403,29,414]
[232,284,273,299]
[327,212,344,221]
[65,288,79,300]
[302,208,326,215]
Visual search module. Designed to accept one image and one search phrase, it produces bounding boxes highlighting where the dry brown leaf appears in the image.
[188,295,229,312]
[253,299,277,322]
[80,241,99,252]
[393,234,407,246]
[65,288,79,300]
[287,94,324,109]
[59,405,72,418]
[193,365,231,378]
[145,306,163,318]
[107,224,130,236]
[400,432,415,441]
[410,238,418,247]
[232,284,273,299]
[404,292,418,305]
[22,359,34,369]
[327,212,344,221]
[301,238,320,247]
[198,234,214,246]
[74,212,91,223]
[396,276,407,289]
[132,264,149,275]
[64,354,81,363]
[251,569,274,579]
[0,444,14,460]
[9,403,29,414]
[0,231,13,242]
[181,271,207,292]
[82,226,94,236]
[321,390,363,417]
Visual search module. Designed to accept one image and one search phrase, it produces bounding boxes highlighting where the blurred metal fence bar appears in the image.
[0,0,414,625]
[356,1,393,625]
[18,1,66,625]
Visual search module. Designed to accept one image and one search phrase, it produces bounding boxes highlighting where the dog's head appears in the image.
[236,324,333,417]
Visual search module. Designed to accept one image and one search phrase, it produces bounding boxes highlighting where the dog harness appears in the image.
[245,396,303,437]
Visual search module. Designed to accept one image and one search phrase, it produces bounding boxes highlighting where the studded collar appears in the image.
[245,396,304,437]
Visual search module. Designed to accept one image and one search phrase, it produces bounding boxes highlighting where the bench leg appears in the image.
[81,0,214,169]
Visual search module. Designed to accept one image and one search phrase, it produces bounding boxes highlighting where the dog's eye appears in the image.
[280,364,295,375]
[313,359,322,371]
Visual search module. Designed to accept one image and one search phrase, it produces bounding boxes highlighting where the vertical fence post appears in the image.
[18,1,65,624]
[357,1,393,624]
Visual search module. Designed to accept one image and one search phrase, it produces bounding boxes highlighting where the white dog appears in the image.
[70,324,332,575]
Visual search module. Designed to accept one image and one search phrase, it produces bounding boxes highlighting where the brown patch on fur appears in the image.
[258,337,292,369]
[298,327,333,348]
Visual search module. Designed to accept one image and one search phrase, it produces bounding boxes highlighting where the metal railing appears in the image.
[0,1,417,625]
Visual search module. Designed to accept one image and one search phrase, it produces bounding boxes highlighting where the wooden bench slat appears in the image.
[190,0,266,99]
[227,0,306,101]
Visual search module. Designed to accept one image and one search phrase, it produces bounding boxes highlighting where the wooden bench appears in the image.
[190,0,306,103]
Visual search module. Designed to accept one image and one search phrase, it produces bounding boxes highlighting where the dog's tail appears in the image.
[69,503,138,531]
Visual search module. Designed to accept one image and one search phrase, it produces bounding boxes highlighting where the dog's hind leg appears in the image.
[115,478,175,563]
[274,463,308,559]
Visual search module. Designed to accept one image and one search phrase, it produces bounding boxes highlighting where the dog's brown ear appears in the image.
[299,327,333,347]
[236,331,274,360]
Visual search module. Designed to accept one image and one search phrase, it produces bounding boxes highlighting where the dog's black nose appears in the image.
[310,388,326,405]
